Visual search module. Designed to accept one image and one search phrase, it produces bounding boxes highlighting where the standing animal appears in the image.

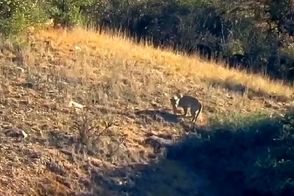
[170,94,202,123]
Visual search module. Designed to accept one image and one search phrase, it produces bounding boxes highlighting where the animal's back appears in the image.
[178,95,200,107]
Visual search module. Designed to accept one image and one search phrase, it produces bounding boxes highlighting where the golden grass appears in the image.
[0,26,293,195]
[35,26,293,99]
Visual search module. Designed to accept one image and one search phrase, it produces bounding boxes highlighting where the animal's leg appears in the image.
[183,107,188,117]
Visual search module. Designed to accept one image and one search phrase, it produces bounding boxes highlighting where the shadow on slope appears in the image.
[134,109,182,124]
[167,111,294,196]
[207,78,290,102]
[86,111,294,196]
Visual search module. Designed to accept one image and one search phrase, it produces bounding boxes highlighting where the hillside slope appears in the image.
[0,27,293,195]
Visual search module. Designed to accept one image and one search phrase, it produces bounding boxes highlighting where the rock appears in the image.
[68,100,84,110]
[15,66,25,73]
[74,45,82,51]
[21,130,28,139]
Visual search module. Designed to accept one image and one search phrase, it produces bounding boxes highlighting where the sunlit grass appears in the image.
[34,27,293,99]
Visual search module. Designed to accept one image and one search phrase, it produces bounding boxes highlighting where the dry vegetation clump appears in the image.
[71,109,122,158]
[0,26,293,195]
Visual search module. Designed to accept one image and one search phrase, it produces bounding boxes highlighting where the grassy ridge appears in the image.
[0,26,292,195]
[35,27,294,99]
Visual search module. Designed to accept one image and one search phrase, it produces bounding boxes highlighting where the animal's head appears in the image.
[170,95,180,114]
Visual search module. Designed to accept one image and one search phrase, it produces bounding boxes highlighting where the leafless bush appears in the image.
[72,110,114,156]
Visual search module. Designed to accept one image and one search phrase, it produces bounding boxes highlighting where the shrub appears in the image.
[47,0,95,28]
[0,0,48,35]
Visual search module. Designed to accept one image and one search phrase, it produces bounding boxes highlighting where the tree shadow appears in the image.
[208,78,290,102]
[46,130,75,149]
[134,109,182,124]
[30,129,75,150]
[86,160,205,196]
[83,111,294,196]
[92,105,182,125]
[167,111,294,196]
[92,105,201,129]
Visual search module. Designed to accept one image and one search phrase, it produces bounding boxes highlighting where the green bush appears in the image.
[0,0,95,35]
[47,0,95,28]
[0,0,48,35]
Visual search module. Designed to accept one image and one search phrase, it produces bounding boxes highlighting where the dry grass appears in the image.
[0,26,293,195]
[35,27,293,99]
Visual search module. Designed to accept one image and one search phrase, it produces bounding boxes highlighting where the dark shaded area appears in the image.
[88,160,204,196]
[46,130,74,149]
[207,78,289,102]
[208,79,247,95]
[134,109,202,134]
[134,109,182,124]
[168,111,294,196]
[92,105,184,126]
[85,110,294,196]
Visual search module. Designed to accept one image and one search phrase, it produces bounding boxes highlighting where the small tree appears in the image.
[48,0,95,28]
[0,0,47,35]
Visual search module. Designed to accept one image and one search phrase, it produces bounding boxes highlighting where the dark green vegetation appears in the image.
[165,111,294,195]
[1,0,293,82]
